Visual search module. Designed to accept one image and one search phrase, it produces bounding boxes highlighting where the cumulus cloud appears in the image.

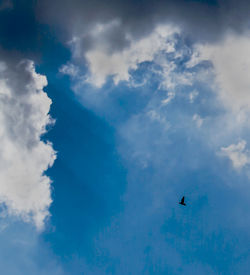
[82,24,177,87]
[38,0,250,102]
[38,0,250,106]
[220,140,250,169]
[61,23,197,91]
[49,0,250,100]
[0,58,56,230]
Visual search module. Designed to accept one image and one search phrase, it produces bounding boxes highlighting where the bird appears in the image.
[179,196,186,206]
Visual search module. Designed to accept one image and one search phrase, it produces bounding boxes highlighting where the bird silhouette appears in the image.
[179,196,186,206]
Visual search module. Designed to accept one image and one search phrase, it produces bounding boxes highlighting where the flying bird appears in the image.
[179,196,186,206]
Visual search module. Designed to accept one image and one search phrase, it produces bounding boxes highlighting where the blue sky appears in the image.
[0,0,250,274]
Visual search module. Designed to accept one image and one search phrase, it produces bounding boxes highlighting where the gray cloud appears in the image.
[37,0,250,56]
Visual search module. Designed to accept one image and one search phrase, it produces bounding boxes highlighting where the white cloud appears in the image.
[72,24,179,87]
[220,140,250,169]
[196,32,250,112]
[0,59,56,230]
[63,22,199,97]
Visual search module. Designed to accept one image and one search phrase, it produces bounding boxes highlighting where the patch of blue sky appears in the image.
[2,5,250,272]
[0,1,250,275]
[38,63,127,273]
[50,33,250,274]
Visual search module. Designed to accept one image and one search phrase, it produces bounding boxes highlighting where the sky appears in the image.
[0,0,250,274]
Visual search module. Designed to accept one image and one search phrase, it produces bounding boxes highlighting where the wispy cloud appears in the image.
[192,114,203,128]
[219,140,250,170]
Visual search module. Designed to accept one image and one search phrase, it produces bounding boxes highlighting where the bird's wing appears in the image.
[181,196,185,203]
